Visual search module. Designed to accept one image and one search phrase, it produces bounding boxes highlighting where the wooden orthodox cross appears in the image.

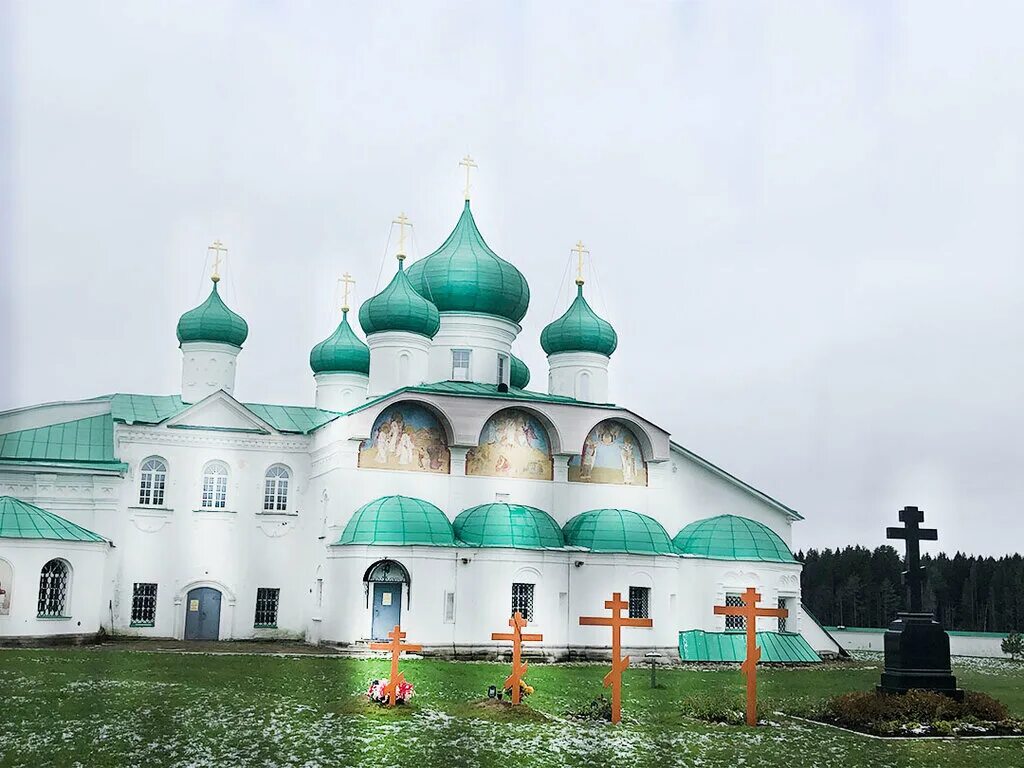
[459,155,478,200]
[886,505,938,613]
[369,624,422,707]
[572,240,589,286]
[713,587,788,726]
[491,611,543,704]
[579,591,653,724]
[208,240,227,283]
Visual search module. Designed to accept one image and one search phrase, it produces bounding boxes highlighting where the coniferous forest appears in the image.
[797,546,1024,632]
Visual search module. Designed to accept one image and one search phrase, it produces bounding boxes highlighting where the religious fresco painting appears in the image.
[359,403,450,474]
[0,559,11,615]
[568,420,647,486]
[466,409,553,480]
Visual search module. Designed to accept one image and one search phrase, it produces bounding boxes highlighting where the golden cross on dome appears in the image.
[208,240,227,283]
[459,154,478,200]
[338,272,355,313]
[572,240,590,286]
[393,212,411,260]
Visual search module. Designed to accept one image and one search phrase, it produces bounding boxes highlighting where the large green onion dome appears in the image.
[562,508,675,555]
[406,201,530,323]
[673,515,796,563]
[309,309,370,375]
[176,278,249,348]
[510,354,530,389]
[454,503,564,550]
[540,283,617,357]
[336,495,456,546]
[358,258,441,338]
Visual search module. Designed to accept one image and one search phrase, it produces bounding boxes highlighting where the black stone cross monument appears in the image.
[877,506,963,699]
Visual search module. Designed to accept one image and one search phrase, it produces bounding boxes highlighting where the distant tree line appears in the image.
[797,546,1024,632]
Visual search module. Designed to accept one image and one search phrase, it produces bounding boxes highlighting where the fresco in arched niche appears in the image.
[466,409,553,480]
[0,559,11,615]
[358,403,450,474]
[568,420,647,486]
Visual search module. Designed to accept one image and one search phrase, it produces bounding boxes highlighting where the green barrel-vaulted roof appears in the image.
[337,495,456,546]
[510,354,530,389]
[359,259,441,338]
[310,309,371,374]
[454,503,564,550]
[540,283,617,357]
[562,508,675,555]
[176,279,249,348]
[673,515,796,563]
[406,201,530,323]
[0,496,106,542]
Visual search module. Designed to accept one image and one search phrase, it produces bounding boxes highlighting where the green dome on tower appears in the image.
[176,279,249,348]
[540,283,617,357]
[336,495,456,546]
[309,309,370,375]
[510,354,530,389]
[673,515,796,563]
[359,258,441,338]
[406,201,530,323]
[562,508,674,555]
[454,503,564,550]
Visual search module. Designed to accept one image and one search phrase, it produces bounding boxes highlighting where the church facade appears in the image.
[0,184,840,660]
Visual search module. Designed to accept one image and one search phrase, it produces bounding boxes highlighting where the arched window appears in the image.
[138,456,167,506]
[263,465,290,512]
[201,462,229,509]
[37,559,69,618]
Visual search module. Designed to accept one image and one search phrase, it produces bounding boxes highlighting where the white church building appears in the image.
[0,179,841,661]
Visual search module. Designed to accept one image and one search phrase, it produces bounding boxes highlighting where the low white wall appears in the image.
[828,627,1014,658]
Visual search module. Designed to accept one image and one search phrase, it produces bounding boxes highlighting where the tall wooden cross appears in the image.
[579,591,653,724]
[369,624,422,707]
[208,240,227,283]
[491,611,543,704]
[713,587,788,726]
[572,240,589,286]
[337,272,355,313]
[886,505,938,613]
[392,212,411,259]
[459,154,478,200]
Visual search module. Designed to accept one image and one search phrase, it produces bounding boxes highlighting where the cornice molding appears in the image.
[117,426,308,452]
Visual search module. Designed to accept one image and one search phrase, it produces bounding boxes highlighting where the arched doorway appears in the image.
[364,560,410,640]
[184,587,222,640]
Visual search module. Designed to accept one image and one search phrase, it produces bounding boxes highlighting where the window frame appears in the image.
[777,596,792,633]
[724,592,746,632]
[263,464,291,512]
[201,461,229,509]
[254,587,281,628]
[451,349,472,381]
[130,582,158,627]
[511,582,535,622]
[628,585,651,620]
[138,456,168,507]
[496,354,508,386]
[37,559,70,619]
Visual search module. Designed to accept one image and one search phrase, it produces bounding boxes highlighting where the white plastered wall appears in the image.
[427,313,520,386]
[366,332,431,396]
[180,341,241,404]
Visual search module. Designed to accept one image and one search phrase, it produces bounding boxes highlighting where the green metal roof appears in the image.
[336,495,456,546]
[176,280,249,347]
[309,309,371,375]
[562,508,675,555]
[0,496,106,542]
[678,630,821,663]
[406,201,530,323]
[358,259,441,338]
[0,414,119,465]
[109,394,339,434]
[541,283,617,357]
[673,515,796,563]
[243,403,341,433]
[510,354,530,389]
[454,503,564,550]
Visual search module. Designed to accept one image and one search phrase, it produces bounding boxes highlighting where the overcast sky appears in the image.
[4,2,1022,555]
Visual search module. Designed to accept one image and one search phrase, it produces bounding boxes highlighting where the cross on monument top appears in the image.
[886,505,938,613]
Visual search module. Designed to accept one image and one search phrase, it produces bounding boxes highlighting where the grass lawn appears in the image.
[1,648,1023,767]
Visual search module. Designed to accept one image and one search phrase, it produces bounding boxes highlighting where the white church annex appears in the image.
[0,168,841,661]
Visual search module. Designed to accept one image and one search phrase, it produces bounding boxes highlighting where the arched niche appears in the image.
[358,402,451,474]
[568,419,648,486]
[466,408,553,481]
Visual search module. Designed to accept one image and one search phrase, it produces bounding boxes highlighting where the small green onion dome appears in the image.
[358,259,441,338]
[510,354,530,389]
[562,508,675,555]
[337,495,456,546]
[540,283,617,357]
[309,309,370,375]
[673,515,796,563]
[454,503,564,550]
[176,279,249,348]
[406,201,530,323]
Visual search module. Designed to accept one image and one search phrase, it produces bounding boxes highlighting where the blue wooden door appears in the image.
[184,587,222,640]
[372,582,402,640]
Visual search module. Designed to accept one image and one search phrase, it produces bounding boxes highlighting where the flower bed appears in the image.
[367,679,414,706]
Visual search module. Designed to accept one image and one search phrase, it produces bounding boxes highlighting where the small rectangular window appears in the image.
[778,597,790,633]
[511,582,535,622]
[131,583,158,626]
[725,593,745,631]
[629,586,650,619]
[443,591,456,623]
[452,349,471,381]
[254,587,280,628]
[496,354,507,385]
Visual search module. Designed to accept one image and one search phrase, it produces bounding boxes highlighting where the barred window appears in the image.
[511,582,534,622]
[131,583,158,626]
[629,586,651,619]
[778,597,790,633]
[201,462,228,509]
[254,587,280,628]
[37,559,69,618]
[138,457,167,506]
[725,593,745,631]
[263,465,290,512]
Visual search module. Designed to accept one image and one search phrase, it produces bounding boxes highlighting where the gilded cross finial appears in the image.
[393,212,411,261]
[572,240,590,286]
[338,272,356,313]
[208,240,227,283]
[459,155,478,200]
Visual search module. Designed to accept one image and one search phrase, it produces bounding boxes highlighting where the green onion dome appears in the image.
[673,515,796,563]
[176,279,249,348]
[454,503,564,550]
[562,508,675,555]
[336,495,456,546]
[540,283,617,357]
[510,354,530,389]
[309,309,370,375]
[358,258,441,338]
[405,201,530,323]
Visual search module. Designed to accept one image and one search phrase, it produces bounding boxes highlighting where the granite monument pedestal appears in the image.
[877,612,963,700]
